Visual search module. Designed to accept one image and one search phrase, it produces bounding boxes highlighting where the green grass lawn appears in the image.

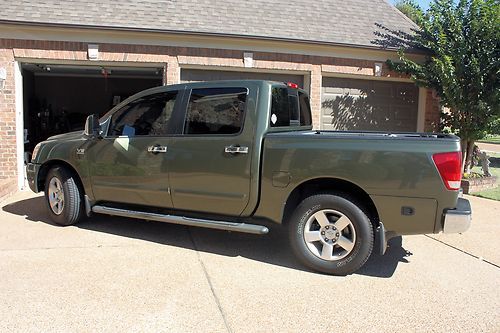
[468,165,500,201]
[478,135,500,144]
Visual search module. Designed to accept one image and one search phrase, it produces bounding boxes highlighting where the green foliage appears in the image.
[395,0,425,24]
[387,0,500,171]
[488,117,500,135]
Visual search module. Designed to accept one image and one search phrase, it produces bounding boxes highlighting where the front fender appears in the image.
[31,136,94,199]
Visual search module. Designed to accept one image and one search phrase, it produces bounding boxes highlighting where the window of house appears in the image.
[184,87,247,135]
[109,91,177,136]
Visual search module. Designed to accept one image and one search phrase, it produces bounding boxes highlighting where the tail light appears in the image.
[432,151,462,190]
[287,82,299,89]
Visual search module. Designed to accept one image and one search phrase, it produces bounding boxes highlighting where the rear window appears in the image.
[270,87,312,127]
[299,91,312,126]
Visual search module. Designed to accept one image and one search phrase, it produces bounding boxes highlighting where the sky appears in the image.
[390,0,432,10]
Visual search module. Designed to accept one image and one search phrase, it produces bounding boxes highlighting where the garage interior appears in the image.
[21,64,164,155]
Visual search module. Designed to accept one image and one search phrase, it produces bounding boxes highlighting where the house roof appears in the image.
[0,0,417,49]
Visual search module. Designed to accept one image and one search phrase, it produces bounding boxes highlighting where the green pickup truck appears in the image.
[27,80,471,275]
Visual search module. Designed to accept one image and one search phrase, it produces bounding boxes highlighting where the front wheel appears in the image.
[44,166,83,226]
[288,193,374,275]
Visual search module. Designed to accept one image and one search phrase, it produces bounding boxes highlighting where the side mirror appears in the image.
[84,114,102,138]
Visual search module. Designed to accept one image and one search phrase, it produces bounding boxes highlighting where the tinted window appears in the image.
[289,94,300,127]
[184,87,247,135]
[299,91,312,126]
[270,87,290,127]
[109,91,177,136]
[271,87,312,127]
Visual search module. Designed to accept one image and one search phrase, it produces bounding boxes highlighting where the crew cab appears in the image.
[27,80,471,275]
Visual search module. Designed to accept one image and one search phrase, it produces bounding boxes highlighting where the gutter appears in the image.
[0,19,427,55]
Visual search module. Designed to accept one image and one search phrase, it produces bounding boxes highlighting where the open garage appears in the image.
[21,64,163,157]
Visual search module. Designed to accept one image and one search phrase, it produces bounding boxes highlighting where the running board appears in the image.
[91,205,269,235]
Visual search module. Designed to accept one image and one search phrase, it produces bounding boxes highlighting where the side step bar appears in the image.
[91,205,269,235]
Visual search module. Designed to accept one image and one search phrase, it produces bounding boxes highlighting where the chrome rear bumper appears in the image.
[443,198,471,234]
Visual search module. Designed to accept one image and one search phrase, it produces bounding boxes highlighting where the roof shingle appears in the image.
[0,0,417,49]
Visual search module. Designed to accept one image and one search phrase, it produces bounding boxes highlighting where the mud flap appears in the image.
[375,222,387,255]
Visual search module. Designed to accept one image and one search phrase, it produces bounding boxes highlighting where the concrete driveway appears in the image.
[1,191,499,332]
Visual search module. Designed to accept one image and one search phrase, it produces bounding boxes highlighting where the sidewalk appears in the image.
[477,142,500,153]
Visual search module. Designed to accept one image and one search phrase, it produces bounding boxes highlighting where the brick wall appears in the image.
[1,38,409,124]
[0,46,16,188]
[0,37,437,199]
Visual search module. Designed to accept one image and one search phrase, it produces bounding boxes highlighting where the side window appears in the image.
[184,87,247,135]
[109,91,177,136]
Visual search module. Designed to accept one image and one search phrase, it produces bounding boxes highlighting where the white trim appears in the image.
[319,73,324,130]
[14,61,25,190]
[417,87,427,132]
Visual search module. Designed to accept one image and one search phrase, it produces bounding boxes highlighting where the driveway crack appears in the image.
[188,228,232,333]
[424,235,500,269]
[0,244,137,252]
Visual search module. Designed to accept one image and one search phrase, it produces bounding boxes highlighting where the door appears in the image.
[168,86,253,216]
[321,77,419,131]
[88,89,181,208]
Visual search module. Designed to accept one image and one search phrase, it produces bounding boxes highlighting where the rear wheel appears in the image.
[288,193,374,275]
[44,166,83,226]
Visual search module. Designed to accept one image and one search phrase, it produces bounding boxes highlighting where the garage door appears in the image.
[181,69,304,88]
[321,77,418,131]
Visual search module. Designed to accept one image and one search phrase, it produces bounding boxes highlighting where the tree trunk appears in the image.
[463,140,475,174]
[461,138,467,173]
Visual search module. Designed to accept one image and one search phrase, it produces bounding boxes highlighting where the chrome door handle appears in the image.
[225,145,248,154]
[147,145,167,154]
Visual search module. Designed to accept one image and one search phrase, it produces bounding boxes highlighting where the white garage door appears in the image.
[181,69,304,88]
[321,77,419,131]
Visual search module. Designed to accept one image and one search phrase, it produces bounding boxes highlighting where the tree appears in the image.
[394,0,425,24]
[387,0,500,173]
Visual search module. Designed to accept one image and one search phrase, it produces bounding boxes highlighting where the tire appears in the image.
[44,166,83,226]
[288,193,374,275]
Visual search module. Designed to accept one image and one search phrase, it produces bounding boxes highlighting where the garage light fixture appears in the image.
[88,44,99,61]
[374,62,383,77]
[244,52,253,68]
[0,67,5,90]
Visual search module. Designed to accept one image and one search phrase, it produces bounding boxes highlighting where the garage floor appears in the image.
[1,191,499,332]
